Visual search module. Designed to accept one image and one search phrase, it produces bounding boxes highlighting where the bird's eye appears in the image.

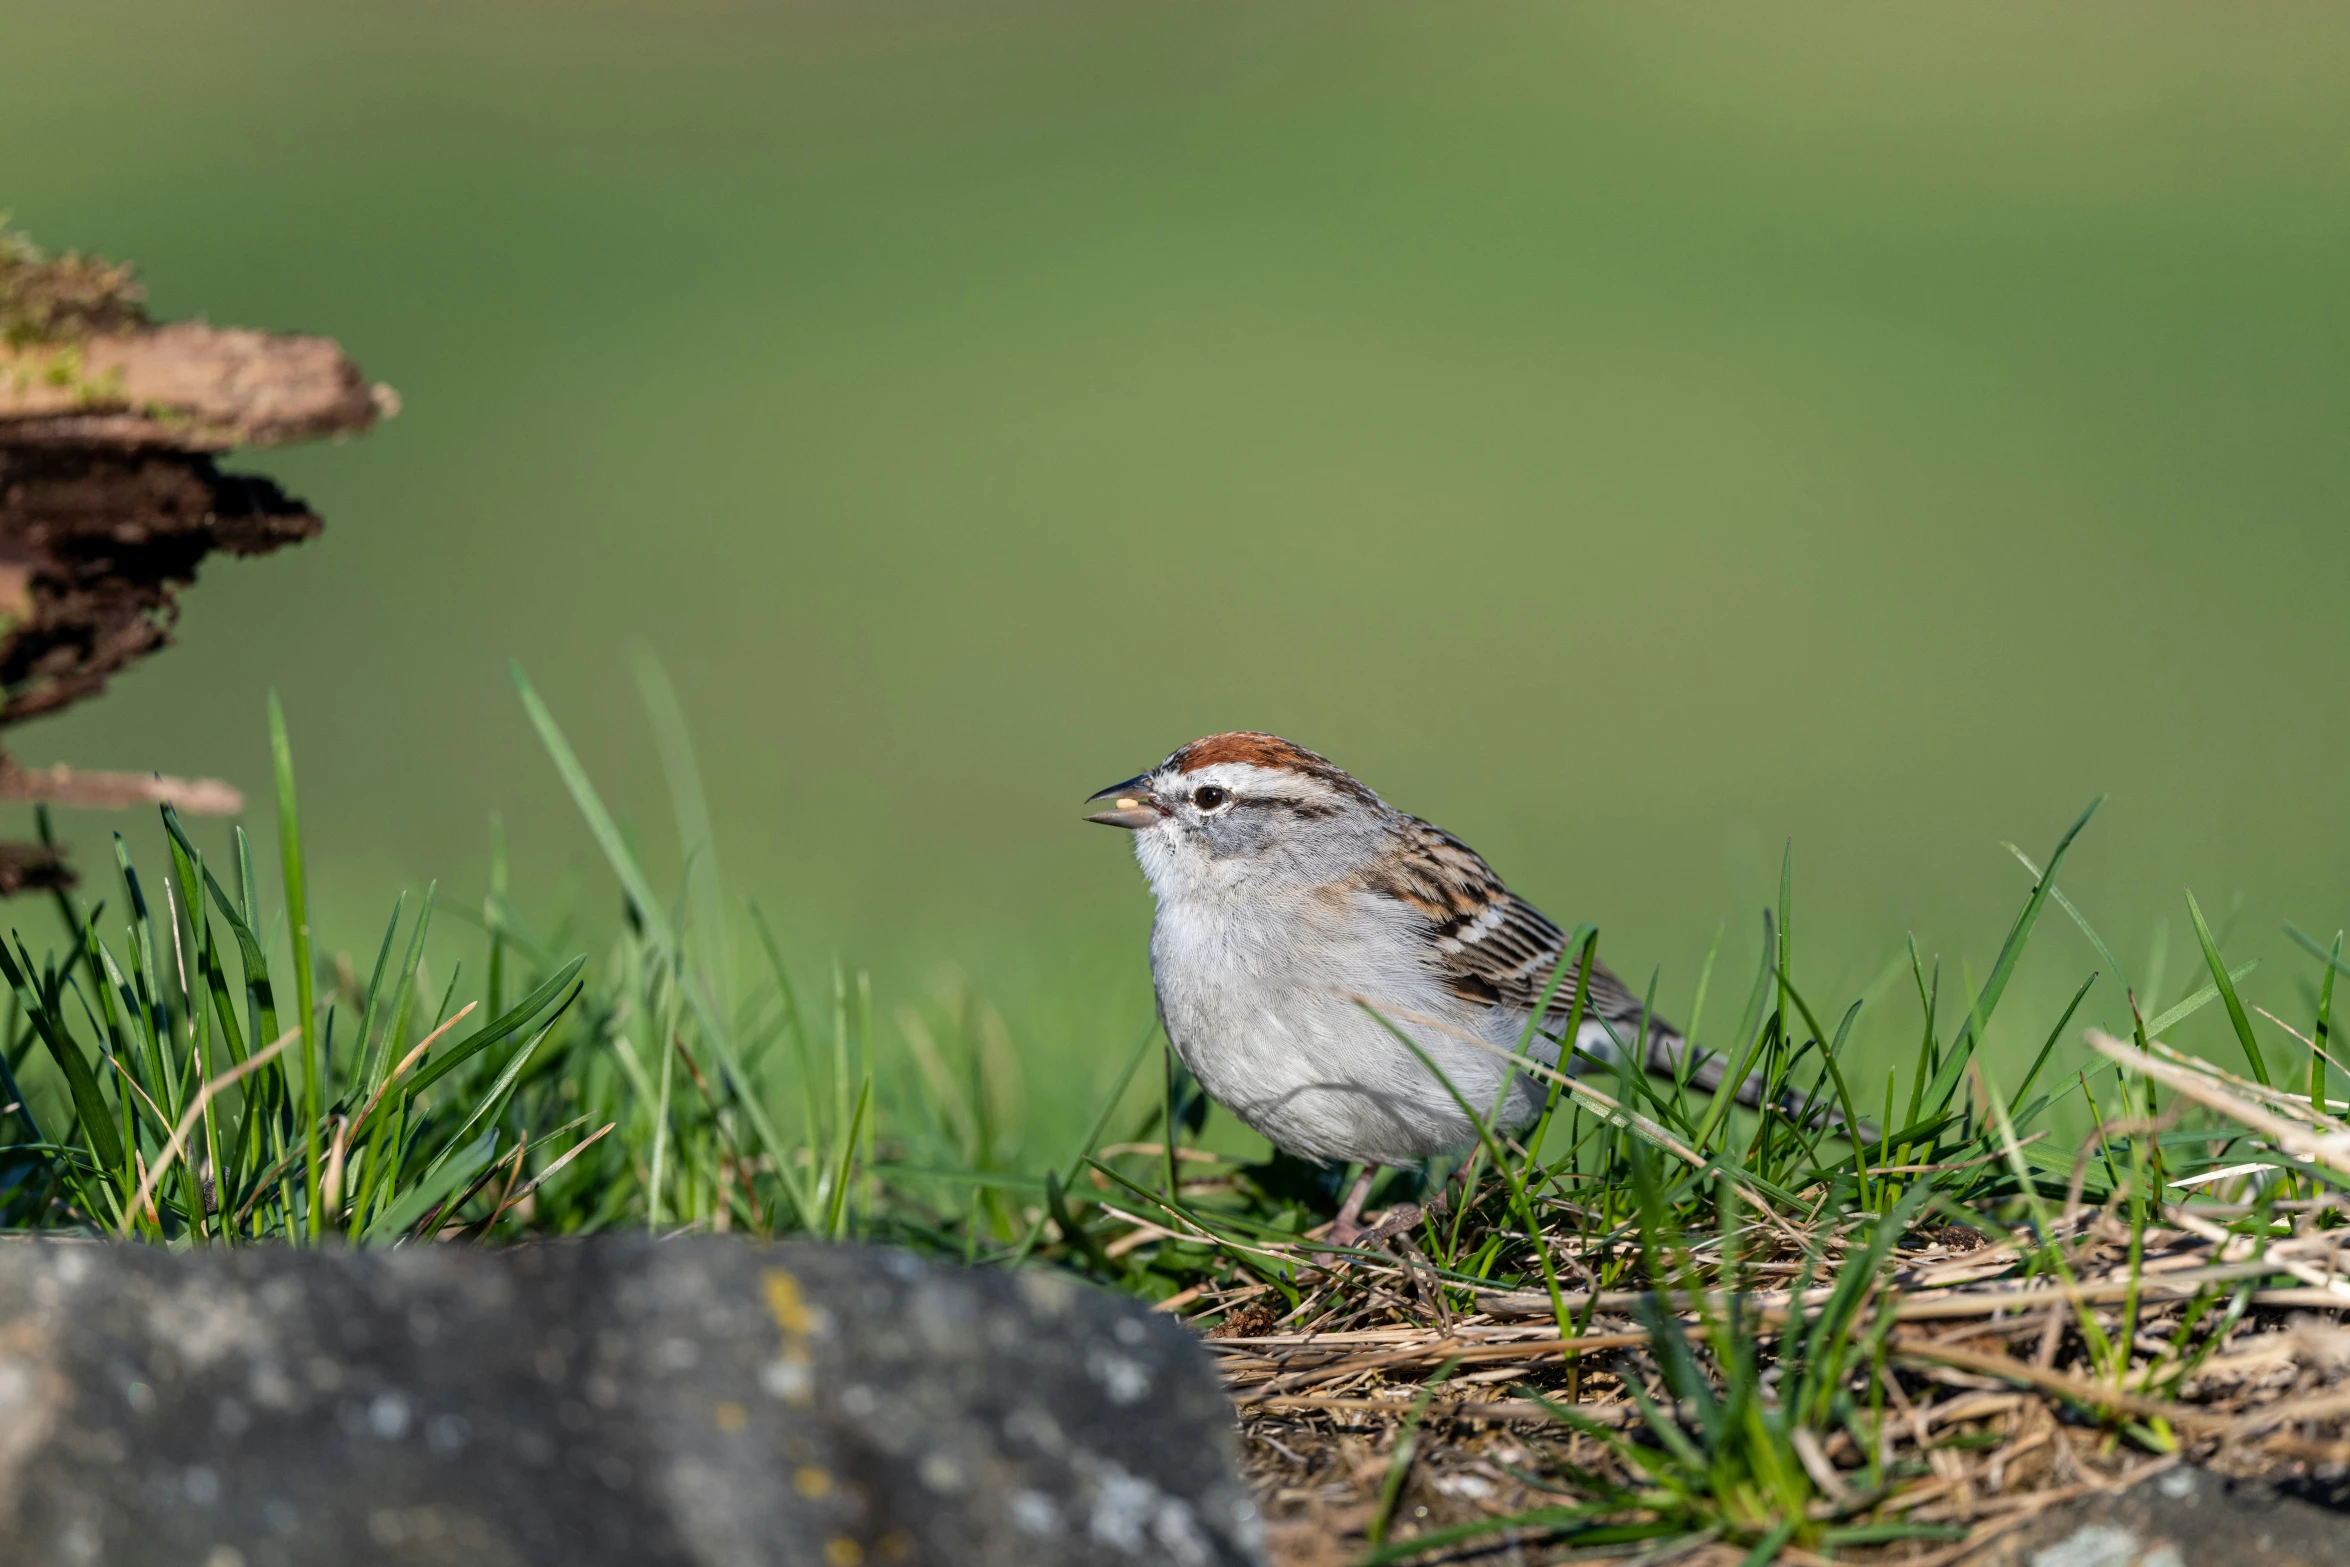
[1191,785,1230,812]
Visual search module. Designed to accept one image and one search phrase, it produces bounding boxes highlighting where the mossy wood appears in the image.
[0,224,391,882]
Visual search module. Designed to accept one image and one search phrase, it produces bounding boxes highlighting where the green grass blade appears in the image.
[2006,842,2131,993]
[2009,972,2100,1109]
[1982,1067,2117,1368]
[109,840,168,1101]
[1525,926,1599,1160]
[750,902,817,1102]
[350,893,405,1096]
[2141,958,2258,1039]
[0,938,121,1172]
[2185,889,2269,1085]
[485,816,508,1020]
[678,971,814,1231]
[1730,907,1778,1067]
[824,1071,872,1239]
[2285,924,2350,982]
[1825,1523,1969,1548]
[1692,910,1778,1155]
[413,1017,566,1193]
[0,1016,47,1152]
[166,811,282,1049]
[1679,924,1723,1093]
[268,692,322,1241]
[1919,798,2102,1115]
[396,959,586,1104]
[1359,1508,1646,1566]
[633,646,731,1012]
[377,883,436,1092]
[362,1129,496,1245]
[513,661,675,951]
[1011,1015,1160,1265]
[1900,937,1938,1131]
[2313,932,2341,1118]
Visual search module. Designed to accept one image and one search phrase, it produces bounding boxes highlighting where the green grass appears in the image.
[0,666,1103,1248]
[0,674,2341,1563]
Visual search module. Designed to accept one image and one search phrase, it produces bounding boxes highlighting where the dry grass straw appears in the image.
[1121,1022,2350,1565]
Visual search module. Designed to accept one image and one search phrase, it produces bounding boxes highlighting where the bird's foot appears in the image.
[1326,1193,1450,1251]
[1360,1194,1445,1246]
[1320,1163,1477,1253]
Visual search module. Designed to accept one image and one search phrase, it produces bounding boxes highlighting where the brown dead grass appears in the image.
[1141,1036,2350,1563]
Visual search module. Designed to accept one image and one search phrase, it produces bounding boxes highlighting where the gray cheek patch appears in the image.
[1200,812,1278,858]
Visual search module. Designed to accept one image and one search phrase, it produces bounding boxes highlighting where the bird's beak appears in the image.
[1084,774,1165,829]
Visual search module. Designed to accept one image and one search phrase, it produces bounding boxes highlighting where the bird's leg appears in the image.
[1358,1159,1481,1247]
[1328,1165,1381,1246]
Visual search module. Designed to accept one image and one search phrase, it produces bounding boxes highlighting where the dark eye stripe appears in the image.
[1227,795,1339,819]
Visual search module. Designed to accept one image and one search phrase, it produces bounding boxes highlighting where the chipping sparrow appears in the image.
[1087,732,1828,1244]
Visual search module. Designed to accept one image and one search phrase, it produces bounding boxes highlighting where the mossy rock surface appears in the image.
[0,1237,1263,1567]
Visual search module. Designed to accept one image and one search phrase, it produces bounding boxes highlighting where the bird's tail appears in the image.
[1565,1020,1877,1142]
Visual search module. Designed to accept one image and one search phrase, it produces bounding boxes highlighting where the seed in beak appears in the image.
[1084,774,1164,830]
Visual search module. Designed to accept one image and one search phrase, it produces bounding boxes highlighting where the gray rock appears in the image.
[0,1238,1262,1567]
[1969,1463,2348,1567]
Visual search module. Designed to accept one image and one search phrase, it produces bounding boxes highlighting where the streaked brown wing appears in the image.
[1370,817,1653,1033]
[1368,818,1870,1130]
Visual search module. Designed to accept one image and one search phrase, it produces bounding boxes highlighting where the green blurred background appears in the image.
[5,1,2347,1145]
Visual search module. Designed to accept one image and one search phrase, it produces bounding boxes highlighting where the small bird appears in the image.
[1087,732,1824,1245]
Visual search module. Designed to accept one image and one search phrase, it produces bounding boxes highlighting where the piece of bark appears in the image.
[0,841,72,895]
[0,232,386,888]
[0,761,241,816]
[0,446,321,723]
[0,323,391,451]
